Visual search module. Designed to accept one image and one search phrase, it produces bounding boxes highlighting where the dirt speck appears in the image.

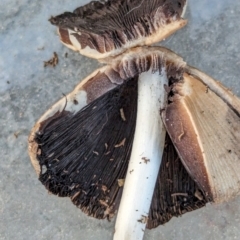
[142,157,150,164]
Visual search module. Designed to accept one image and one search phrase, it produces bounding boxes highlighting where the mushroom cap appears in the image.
[50,0,187,59]
[162,68,240,203]
[29,46,209,227]
[29,46,186,176]
[29,46,240,226]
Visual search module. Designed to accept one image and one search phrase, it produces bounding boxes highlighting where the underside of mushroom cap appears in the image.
[29,46,210,227]
[28,45,240,228]
[28,46,186,183]
[50,0,187,59]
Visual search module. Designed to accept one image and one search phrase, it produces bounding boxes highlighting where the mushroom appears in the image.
[49,0,188,59]
[29,46,240,238]
[28,47,191,218]
[28,1,240,240]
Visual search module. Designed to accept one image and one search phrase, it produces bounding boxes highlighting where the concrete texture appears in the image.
[0,1,240,239]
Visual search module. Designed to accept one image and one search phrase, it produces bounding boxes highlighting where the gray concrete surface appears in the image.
[0,0,240,239]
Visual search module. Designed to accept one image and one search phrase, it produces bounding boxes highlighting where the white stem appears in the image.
[113,69,168,240]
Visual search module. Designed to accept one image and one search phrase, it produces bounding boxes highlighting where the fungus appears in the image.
[28,1,240,240]
[28,46,214,237]
[162,69,240,203]
[49,0,187,59]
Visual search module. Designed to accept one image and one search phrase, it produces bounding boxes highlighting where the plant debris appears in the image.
[117,179,125,187]
[44,52,58,67]
[120,108,126,121]
[138,215,148,224]
[115,138,126,148]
